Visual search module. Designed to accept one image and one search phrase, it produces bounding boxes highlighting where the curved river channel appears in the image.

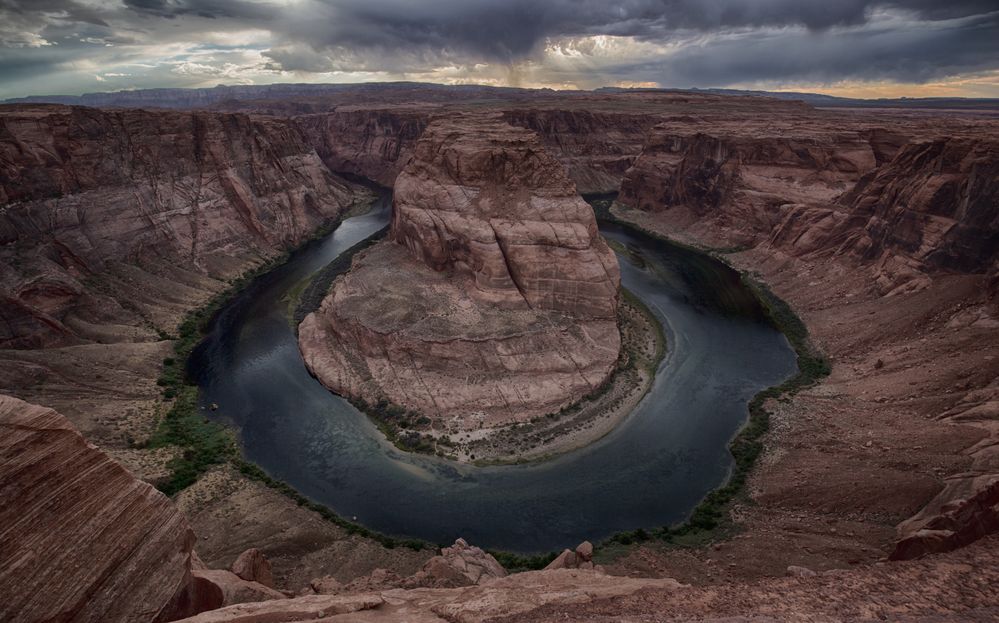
[191,194,797,553]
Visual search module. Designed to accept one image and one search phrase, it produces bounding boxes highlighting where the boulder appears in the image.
[786,565,818,578]
[230,549,275,588]
[421,538,508,586]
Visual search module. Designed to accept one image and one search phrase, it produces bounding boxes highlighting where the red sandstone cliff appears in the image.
[294,106,656,194]
[501,109,656,194]
[617,123,882,246]
[296,107,432,187]
[0,103,369,450]
[0,104,366,350]
[0,394,195,622]
[770,138,999,293]
[299,115,620,426]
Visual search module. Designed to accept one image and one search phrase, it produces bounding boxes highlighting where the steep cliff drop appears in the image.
[0,394,289,623]
[299,115,621,436]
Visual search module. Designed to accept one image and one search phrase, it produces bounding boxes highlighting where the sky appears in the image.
[1,0,998,100]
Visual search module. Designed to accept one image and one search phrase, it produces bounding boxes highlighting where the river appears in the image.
[191,193,796,552]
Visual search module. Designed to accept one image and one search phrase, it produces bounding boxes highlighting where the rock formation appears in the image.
[544,540,597,571]
[4,87,999,621]
[613,116,999,569]
[0,104,369,449]
[501,109,656,194]
[298,107,432,186]
[0,104,365,350]
[417,538,507,587]
[230,549,275,588]
[0,394,195,622]
[0,394,292,623]
[769,138,999,293]
[617,123,881,246]
[299,115,620,425]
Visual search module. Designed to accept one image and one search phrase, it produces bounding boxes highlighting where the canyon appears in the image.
[1,86,998,621]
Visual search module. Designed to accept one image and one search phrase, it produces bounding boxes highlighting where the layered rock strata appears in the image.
[617,123,882,246]
[300,116,620,426]
[769,138,999,293]
[0,394,195,622]
[0,104,364,350]
[0,394,292,623]
[0,104,366,447]
[612,128,999,571]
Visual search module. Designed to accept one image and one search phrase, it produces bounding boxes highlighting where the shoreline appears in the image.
[462,287,666,466]
[146,191,827,571]
[589,202,829,552]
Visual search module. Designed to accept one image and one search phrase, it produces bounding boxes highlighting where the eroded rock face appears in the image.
[391,117,620,318]
[617,124,879,246]
[231,549,275,588]
[298,107,432,186]
[0,104,365,350]
[770,138,999,293]
[300,116,620,426]
[419,538,507,587]
[0,394,195,623]
[614,120,999,569]
[501,109,656,194]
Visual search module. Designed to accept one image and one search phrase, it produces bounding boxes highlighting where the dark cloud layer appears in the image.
[273,0,999,64]
[0,0,997,97]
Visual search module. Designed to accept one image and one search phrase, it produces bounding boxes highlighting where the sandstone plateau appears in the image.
[2,85,999,622]
[299,115,621,426]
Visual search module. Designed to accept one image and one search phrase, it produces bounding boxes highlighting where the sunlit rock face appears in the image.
[299,115,621,427]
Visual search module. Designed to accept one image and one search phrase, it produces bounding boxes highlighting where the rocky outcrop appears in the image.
[176,568,683,623]
[301,539,504,594]
[0,394,195,623]
[390,117,620,318]
[299,116,620,426]
[230,549,275,588]
[418,538,507,587]
[0,393,290,622]
[544,541,596,571]
[770,138,999,293]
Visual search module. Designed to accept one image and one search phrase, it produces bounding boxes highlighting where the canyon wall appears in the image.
[0,104,367,446]
[616,118,998,290]
[295,106,655,194]
[614,117,999,568]
[616,123,883,246]
[299,115,621,426]
[297,107,432,187]
[500,109,656,194]
[770,138,999,293]
[0,104,365,349]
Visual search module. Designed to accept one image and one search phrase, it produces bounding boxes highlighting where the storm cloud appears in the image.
[0,0,997,98]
